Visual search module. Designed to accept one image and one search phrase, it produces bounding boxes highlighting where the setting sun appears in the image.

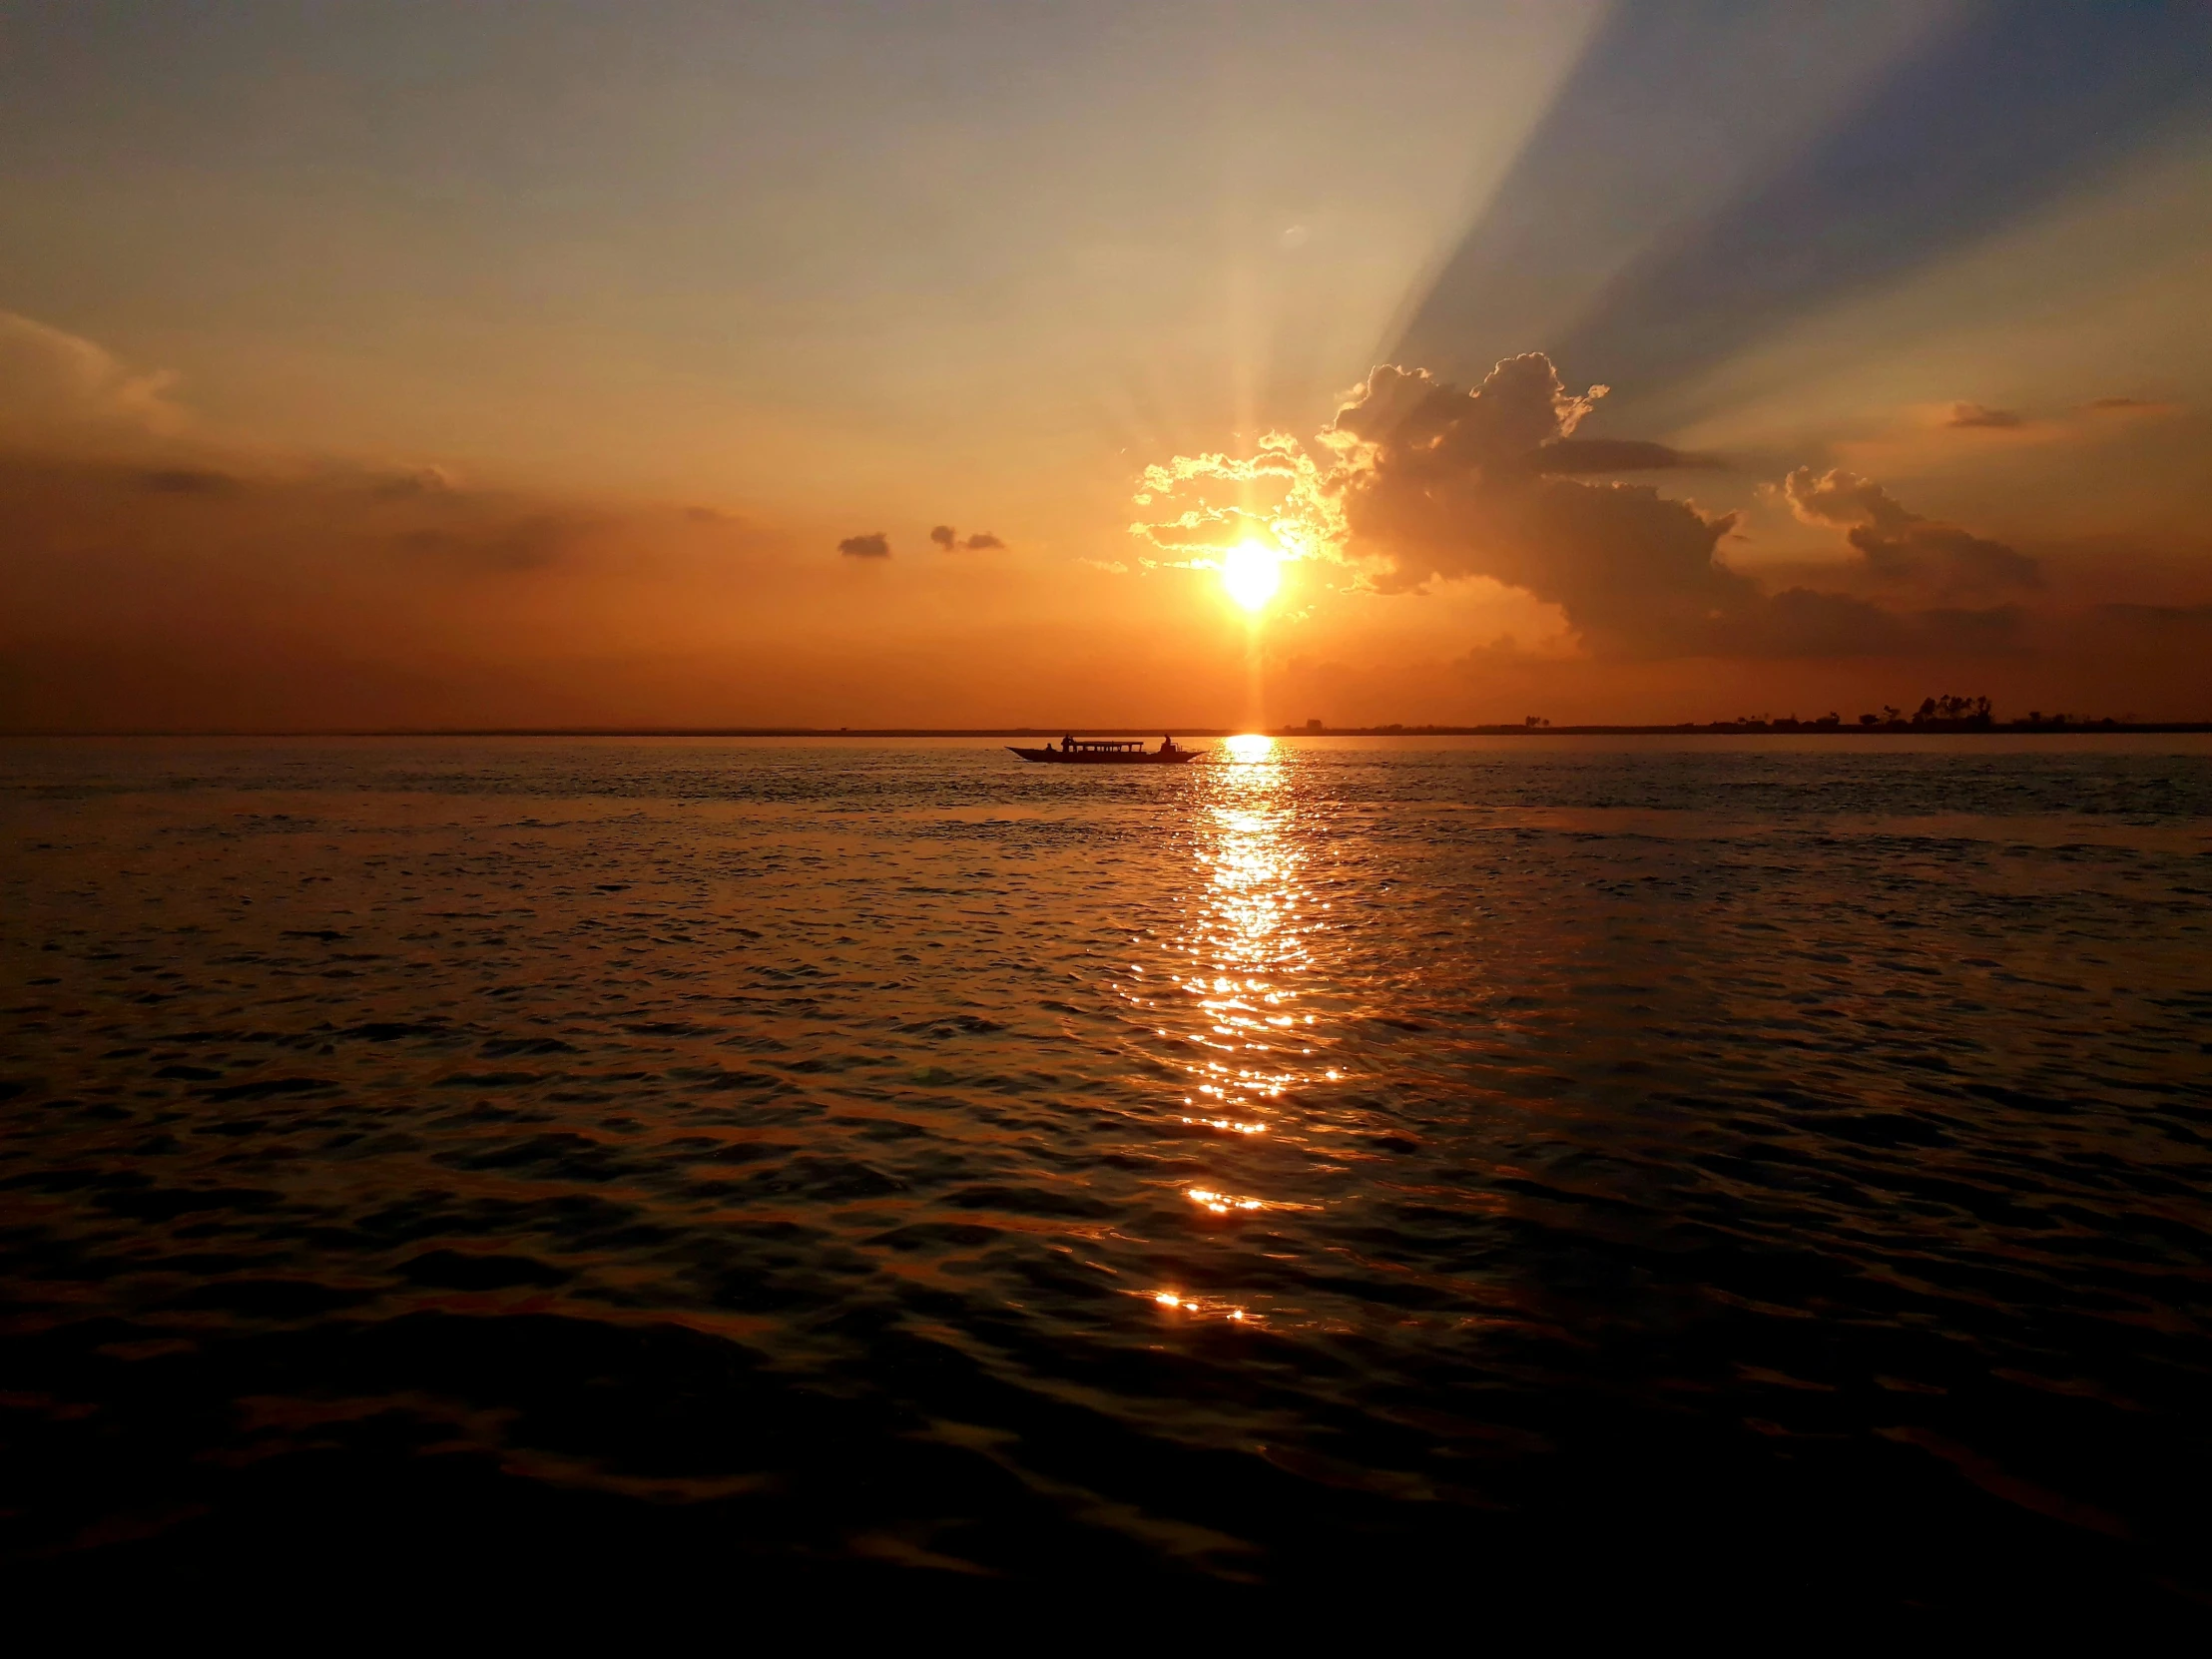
[1220,542,1282,612]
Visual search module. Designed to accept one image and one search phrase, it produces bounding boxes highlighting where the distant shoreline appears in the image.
[7,724,2209,740]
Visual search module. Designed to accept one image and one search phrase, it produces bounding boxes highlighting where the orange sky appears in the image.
[3,3,2208,730]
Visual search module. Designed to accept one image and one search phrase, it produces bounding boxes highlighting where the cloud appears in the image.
[1782,466,1914,533]
[1946,402,2024,429]
[1276,354,1754,654]
[931,524,1005,551]
[837,531,890,558]
[1132,352,2058,661]
[2081,395,2182,419]
[0,309,185,436]
[1524,438,1723,474]
[1782,466,2039,594]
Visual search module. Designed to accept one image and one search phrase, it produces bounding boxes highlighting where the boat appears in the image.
[1008,735,1201,765]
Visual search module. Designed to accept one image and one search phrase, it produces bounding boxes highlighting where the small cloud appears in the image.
[1078,558,1129,575]
[2082,395,2180,417]
[0,309,186,435]
[1782,466,1913,532]
[837,531,890,558]
[930,525,1005,551]
[1781,466,2037,595]
[1946,402,2023,428]
[1529,438,1723,473]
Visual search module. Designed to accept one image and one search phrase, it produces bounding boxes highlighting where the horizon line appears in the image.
[6,722,2209,740]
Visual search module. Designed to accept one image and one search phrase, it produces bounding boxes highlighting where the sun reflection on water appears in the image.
[1183,736,1311,1099]
[1123,732,1346,1328]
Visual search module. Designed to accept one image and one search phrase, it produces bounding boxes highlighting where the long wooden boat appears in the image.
[1008,736,1200,765]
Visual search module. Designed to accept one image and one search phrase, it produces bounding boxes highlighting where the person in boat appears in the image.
[1063,733,1075,753]
[1160,734,1177,753]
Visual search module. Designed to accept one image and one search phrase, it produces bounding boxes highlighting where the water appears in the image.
[4,736,2209,1614]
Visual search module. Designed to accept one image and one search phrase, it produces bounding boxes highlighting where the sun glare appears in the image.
[1220,541,1282,612]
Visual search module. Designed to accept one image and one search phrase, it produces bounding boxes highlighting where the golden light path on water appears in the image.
[1136,733,1336,1326]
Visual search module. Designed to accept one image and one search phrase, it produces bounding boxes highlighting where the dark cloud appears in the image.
[837,532,890,558]
[929,525,1005,551]
[2081,395,2181,417]
[1326,355,1754,655]
[1783,466,2039,594]
[1525,438,1722,474]
[1849,523,2039,592]
[1946,402,2023,429]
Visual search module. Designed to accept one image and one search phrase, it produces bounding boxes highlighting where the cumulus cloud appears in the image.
[1783,466,2039,594]
[1130,351,2052,661]
[1781,466,1914,532]
[1946,402,2023,428]
[1137,353,1763,655]
[837,531,890,558]
[929,524,956,550]
[0,309,185,436]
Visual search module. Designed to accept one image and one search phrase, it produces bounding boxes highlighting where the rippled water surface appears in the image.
[4,736,2209,1613]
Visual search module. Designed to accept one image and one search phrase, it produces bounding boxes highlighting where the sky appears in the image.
[3,0,2209,731]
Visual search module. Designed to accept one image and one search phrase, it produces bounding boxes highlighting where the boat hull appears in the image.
[1007,747,1198,765]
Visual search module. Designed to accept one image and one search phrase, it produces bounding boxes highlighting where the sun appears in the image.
[1220,541,1283,611]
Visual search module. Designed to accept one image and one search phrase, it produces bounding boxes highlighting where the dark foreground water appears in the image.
[3,736,2208,1618]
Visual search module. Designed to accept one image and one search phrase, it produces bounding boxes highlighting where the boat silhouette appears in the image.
[1008,735,1200,765]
